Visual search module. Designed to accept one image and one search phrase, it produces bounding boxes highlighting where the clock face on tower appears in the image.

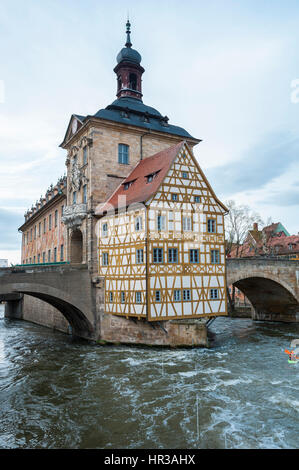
[72,119,78,134]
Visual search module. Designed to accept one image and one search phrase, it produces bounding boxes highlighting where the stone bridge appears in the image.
[0,264,102,340]
[227,258,299,322]
[0,258,298,343]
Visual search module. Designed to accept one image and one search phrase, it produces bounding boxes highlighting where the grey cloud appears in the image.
[260,190,299,207]
[205,132,299,196]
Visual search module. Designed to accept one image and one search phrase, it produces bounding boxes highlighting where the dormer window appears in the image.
[160,116,169,127]
[146,170,160,183]
[120,110,130,119]
[123,180,135,190]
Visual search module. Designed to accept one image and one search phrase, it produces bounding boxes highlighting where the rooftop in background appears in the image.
[229,222,299,258]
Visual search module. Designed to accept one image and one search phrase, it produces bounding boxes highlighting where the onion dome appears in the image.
[116,20,142,65]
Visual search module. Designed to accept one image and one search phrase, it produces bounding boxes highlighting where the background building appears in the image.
[229,222,299,260]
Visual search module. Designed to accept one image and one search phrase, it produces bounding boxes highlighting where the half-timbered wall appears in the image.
[99,207,147,318]
[145,144,227,320]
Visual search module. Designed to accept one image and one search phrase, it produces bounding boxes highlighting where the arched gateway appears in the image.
[70,229,83,264]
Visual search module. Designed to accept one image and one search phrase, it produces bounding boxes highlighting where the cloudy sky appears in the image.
[0,0,299,264]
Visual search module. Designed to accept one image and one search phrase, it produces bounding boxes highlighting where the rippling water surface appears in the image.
[0,304,298,449]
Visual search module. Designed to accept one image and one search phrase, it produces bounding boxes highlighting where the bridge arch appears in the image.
[0,282,94,339]
[227,266,299,322]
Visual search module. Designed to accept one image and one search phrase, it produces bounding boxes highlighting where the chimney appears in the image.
[253,223,258,231]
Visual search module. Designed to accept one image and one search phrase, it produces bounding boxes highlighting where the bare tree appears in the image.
[225,200,264,257]
[224,199,264,312]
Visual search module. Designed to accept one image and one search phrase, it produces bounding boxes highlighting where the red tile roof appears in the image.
[96,141,185,215]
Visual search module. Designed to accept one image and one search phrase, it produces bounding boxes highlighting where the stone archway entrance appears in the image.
[70,229,83,264]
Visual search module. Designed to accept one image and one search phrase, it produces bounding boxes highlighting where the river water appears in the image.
[0,304,298,449]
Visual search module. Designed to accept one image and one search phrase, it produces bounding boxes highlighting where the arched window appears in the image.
[129,73,137,90]
[118,144,129,164]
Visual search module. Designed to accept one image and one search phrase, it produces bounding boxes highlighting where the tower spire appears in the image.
[115,19,144,101]
[125,19,132,48]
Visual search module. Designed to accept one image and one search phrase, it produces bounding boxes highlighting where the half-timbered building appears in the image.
[97,140,228,321]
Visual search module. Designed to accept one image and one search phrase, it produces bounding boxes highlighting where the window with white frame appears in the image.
[153,248,163,263]
[183,216,192,231]
[207,219,216,233]
[155,290,161,302]
[109,292,113,302]
[171,193,178,202]
[182,171,189,179]
[135,292,142,303]
[168,248,178,263]
[174,290,181,301]
[157,214,166,231]
[210,289,219,299]
[121,291,126,303]
[211,249,220,264]
[190,249,199,263]
[183,289,191,301]
[118,144,129,164]
[102,252,109,266]
[135,216,142,231]
[136,249,144,264]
